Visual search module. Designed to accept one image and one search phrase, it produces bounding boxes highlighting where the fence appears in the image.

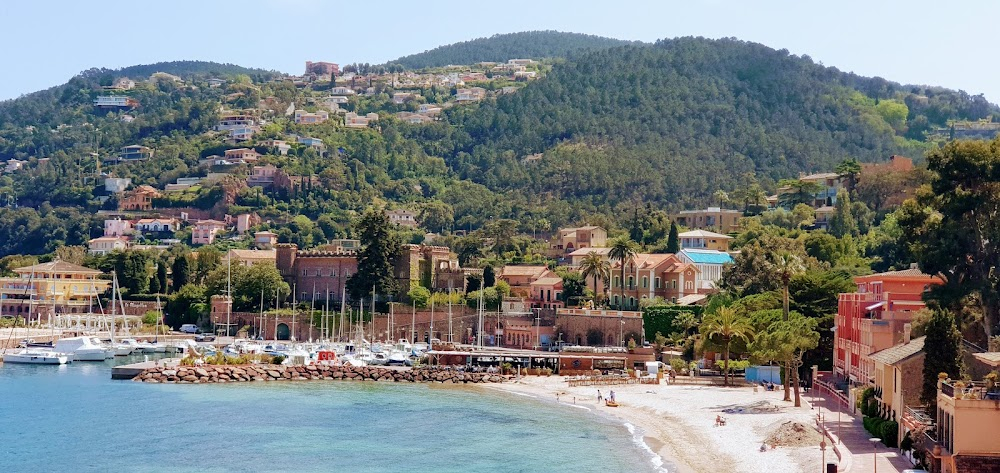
[567,375,659,387]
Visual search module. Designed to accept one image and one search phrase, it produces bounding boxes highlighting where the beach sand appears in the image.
[486,376,823,473]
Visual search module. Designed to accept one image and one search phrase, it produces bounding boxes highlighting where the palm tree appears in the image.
[701,306,754,387]
[608,237,639,310]
[579,251,611,306]
[773,252,805,401]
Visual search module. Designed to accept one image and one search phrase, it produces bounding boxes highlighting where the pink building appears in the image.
[192,220,228,245]
[104,218,133,237]
[224,148,260,163]
[247,164,278,187]
[305,61,339,77]
[834,268,942,384]
[293,109,329,124]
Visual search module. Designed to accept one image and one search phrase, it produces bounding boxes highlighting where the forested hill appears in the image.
[416,37,999,209]
[389,31,641,69]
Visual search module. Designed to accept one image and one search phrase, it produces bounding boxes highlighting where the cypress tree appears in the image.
[172,255,190,292]
[156,261,168,294]
[921,309,963,410]
[483,265,495,288]
[666,221,680,254]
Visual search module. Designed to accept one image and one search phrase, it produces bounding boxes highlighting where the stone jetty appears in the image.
[133,364,508,384]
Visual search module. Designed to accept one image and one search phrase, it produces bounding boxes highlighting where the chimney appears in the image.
[903,323,912,344]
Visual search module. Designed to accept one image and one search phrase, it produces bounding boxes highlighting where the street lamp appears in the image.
[534,315,541,350]
[819,439,827,473]
[619,317,625,347]
[868,437,880,473]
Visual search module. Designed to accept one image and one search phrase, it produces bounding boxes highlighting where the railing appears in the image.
[906,406,934,425]
[567,375,658,387]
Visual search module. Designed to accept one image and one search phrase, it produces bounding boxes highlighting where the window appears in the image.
[627,276,634,289]
[672,280,677,289]
[642,276,648,289]
[301,269,308,276]
[655,277,661,289]
[613,276,620,288]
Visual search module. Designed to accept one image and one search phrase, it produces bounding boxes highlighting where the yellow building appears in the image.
[0,261,109,317]
[930,374,1000,472]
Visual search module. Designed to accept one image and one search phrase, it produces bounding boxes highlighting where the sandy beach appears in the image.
[486,376,826,473]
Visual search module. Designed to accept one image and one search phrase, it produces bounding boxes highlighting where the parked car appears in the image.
[195,333,216,342]
[179,324,198,334]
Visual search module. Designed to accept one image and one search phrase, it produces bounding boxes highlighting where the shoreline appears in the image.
[484,376,823,473]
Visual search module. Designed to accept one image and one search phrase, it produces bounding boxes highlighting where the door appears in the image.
[276,323,290,341]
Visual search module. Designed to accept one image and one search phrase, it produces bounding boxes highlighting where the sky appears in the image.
[2,0,999,102]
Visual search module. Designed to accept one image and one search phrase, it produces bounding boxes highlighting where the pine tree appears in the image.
[666,221,680,253]
[148,273,160,294]
[922,309,963,409]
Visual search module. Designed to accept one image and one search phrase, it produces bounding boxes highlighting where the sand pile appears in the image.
[764,421,824,447]
[720,400,781,414]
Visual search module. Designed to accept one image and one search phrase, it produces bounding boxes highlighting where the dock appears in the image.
[112,358,180,380]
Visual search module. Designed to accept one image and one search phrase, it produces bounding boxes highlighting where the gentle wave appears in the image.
[624,421,671,473]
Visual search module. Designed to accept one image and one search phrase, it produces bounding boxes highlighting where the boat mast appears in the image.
[110,272,117,344]
[258,288,265,340]
[324,286,330,341]
[225,254,231,340]
[370,283,375,343]
[339,286,346,342]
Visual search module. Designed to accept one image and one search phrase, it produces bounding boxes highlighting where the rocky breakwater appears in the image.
[133,364,508,384]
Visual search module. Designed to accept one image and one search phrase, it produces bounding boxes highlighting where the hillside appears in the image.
[389,31,641,69]
[0,37,996,257]
[415,37,999,209]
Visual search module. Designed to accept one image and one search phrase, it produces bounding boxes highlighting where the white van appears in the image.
[179,324,198,334]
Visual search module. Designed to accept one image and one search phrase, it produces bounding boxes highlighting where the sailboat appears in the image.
[3,271,72,365]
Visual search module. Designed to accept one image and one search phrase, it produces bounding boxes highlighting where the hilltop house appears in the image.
[135,218,178,233]
[677,249,733,290]
[254,231,278,249]
[104,218,133,237]
[104,177,131,194]
[305,61,339,76]
[678,230,733,252]
[673,207,742,234]
[260,140,291,155]
[344,112,379,128]
[548,226,607,258]
[610,253,701,308]
[386,209,419,228]
[119,145,153,161]
[93,96,138,108]
[191,220,228,245]
[118,185,160,211]
[293,109,329,124]
[223,148,260,163]
[455,87,486,102]
[88,236,129,255]
[778,172,844,208]
[247,164,278,188]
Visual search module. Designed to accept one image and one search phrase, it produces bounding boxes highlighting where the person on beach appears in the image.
[597,390,603,402]
[609,390,616,402]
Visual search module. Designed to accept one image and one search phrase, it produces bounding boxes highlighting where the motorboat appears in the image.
[114,339,140,356]
[136,340,157,353]
[91,338,115,359]
[3,348,71,365]
[54,336,111,361]
[370,352,388,366]
[387,351,408,366]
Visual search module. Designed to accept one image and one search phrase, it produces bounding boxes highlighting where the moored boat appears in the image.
[3,348,71,365]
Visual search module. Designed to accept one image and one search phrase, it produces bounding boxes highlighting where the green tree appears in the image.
[171,254,191,292]
[579,251,611,303]
[898,138,1000,339]
[483,265,496,288]
[700,306,754,387]
[195,247,221,284]
[205,263,289,312]
[921,309,963,409]
[156,260,168,294]
[466,274,482,292]
[778,179,824,208]
[165,284,206,329]
[774,251,805,401]
[417,201,454,233]
[559,271,587,306]
[407,286,431,309]
[608,236,639,309]
[347,208,402,301]
[835,158,862,194]
[666,221,679,254]
[750,312,819,407]
[149,271,161,294]
[114,251,151,295]
[828,188,858,238]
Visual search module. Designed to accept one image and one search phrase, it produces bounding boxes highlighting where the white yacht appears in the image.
[114,339,140,356]
[54,336,111,361]
[3,348,71,365]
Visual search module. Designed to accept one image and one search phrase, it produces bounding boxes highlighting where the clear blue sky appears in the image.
[2,0,998,102]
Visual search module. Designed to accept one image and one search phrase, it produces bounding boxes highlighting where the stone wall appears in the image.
[133,364,507,384]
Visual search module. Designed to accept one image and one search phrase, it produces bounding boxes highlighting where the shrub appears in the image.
[271,355,286,365]
[141,311,160,326]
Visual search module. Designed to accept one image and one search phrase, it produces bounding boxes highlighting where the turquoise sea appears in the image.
[0,356,664,472]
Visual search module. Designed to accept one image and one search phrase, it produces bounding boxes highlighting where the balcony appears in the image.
[941,381,1000,401]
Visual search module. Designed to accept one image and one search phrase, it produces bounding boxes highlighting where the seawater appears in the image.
[0,356,662,472]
